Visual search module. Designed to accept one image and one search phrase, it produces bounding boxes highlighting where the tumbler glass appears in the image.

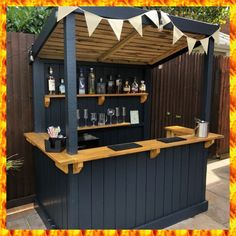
[122,107,126,123]
[84,109,88,126]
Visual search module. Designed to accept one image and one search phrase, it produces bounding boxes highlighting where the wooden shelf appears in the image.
[44,93,148,107]
[77,122,131,131]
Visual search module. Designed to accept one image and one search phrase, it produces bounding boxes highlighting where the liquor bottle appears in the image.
[59,78,65,94]
[131,77,139,93]
[139,80,146,93]
[48,66,56,95]
[88,68,96,94]
[97,78,106,94]
[78,68,86,94]
[116,74,123,94]
[123,80,131,93]
[107,75,115,94]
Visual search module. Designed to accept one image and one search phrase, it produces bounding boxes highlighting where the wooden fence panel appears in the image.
[7,32,35,205]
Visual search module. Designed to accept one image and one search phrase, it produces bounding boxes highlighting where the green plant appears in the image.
[7,7,52,34]
[6,154,24,171]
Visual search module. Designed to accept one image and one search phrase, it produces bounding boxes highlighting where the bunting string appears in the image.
[57,7,220,55]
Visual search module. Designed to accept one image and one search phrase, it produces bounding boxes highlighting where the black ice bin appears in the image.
[45,137,66,153]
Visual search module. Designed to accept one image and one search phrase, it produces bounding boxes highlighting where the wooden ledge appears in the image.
[24,128,223,174]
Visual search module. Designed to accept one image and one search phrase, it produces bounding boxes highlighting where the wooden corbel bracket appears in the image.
[73,162,84,174]
[98,96,105,105]
[140,94,148,104]
[44,96,50,108]
[150,149,160,159]
[204,140,215,148]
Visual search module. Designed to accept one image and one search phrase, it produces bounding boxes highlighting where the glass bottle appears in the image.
[107,75,115,94]
[88,68,96,94]
[59,78,65,94]
[139,80,146,93]
[116,74,122,94]
[78,68,86,94]
[131,77,139,93]
[48,66,56,95]
[123,80,131,93]
[97,78,106,94]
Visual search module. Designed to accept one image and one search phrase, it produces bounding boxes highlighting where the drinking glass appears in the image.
[91,113,97,126]
[115,107,120,123]
[84,109,88,126]
[76,109,80,126]
[98,113,107,126]
[107,108,115,125]
[122,107,126,123]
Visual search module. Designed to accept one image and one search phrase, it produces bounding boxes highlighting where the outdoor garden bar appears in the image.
[24,6,223,229]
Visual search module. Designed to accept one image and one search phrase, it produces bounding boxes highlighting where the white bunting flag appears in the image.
[145,10,159,28]
[160,11,171,26]
[200,37,209,54]
[108,19,124,40]
[173,26,184,44]
[187,37,197,54]
[84,11,102,36]
[57,7,78,22]
[128,15,143,36]
[212,29,220,44]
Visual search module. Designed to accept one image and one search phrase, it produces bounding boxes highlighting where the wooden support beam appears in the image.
[73,162,84,174]
[150,149,160,159]
[98,25,150,61]
[64,14,78,155]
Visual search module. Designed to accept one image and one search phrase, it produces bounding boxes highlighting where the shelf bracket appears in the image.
[55,163,69,174]
[150,149,160,159]
[44,96,50,108]
[98,96,105,105]
[204,140,215,148]
[140,94,148,103]
[73,162,84,174]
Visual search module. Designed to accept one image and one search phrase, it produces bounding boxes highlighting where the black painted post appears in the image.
[64,14,78,155]
[32,58,45,132]
[201,37,214,122]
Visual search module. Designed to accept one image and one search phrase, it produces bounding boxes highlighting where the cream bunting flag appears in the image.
[57,6,78,22]
[212,29,220,44]
[187,37,197,54]
[84,11,102,37]
[200,37,209,54]
[108,19,124,40]
[160,11,171,26]
[173,26,184,44]
[145,10,159,28]
[128,15,143,36]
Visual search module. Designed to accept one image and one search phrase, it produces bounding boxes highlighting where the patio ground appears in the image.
[6,158,229,229]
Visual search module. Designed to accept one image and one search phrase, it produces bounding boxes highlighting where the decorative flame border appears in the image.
[0,1,235,235]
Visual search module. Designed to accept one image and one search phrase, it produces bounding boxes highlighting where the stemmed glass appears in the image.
[76,109,80,126]
[107,108,115,125]
[122,107,126,123]
[84,109,88,126]
[115,107,120,124]
[91,113,97,126]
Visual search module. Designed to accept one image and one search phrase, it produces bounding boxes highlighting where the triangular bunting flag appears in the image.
[145,10,159,28]
[200,37,209,54]
[57,7,78,22]
[108,19,124,40]
[128,15,143,36]
[187,37,197,54]
[84,11,102,37]
[173,26,184,44]
[160,11,171,26]
[212,29,220,44]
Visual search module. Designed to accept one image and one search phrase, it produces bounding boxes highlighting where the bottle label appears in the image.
[59,85,65,94]
[48,79,55,91]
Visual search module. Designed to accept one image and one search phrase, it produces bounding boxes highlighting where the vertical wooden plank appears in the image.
[136,153,147,226]
[126,155,137,228]
[172,146,182,212]
[103,158,116,228]
[163,149,173,215]
[91,160,104,228]
[64,14,78,154]
[78,162,92,228]
[115,156,127,228]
